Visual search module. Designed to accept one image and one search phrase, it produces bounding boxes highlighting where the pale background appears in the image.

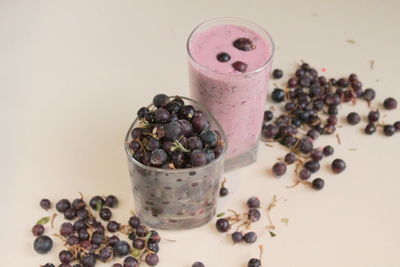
[1,0,400,266]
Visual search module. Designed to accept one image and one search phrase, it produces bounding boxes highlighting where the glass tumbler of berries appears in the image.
[187,17,274,171]
[124,97,227,230]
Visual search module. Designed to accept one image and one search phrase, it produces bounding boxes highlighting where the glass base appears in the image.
[224,143,258,172]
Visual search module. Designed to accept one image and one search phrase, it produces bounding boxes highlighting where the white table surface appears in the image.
[1,0,400,266]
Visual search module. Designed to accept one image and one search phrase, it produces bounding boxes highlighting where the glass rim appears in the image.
[186,17,275,77]
[124,96,228,173]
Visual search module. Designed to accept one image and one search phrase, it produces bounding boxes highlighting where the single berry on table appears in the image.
[215,218,230,233]
[32,224,45,236]
[231,231,243,243]
[272,162,287,177]
[248,258,261,267]
[299,168,312,180]
[272,69,283,79]
[383,125,396,136]
[331,159,346,173]
[347,112,361,125]
[368,110,379,122]
[362,88,376,102]
[312,178,325,190]
[248,208,261,222]
[247,196,260,209]
[34,235,53,254]
[40,199,51,210]
[364,123,376,135]
[192,262,205,267]
[263,110,273,122]
[383,97,397,110]
[243,232,257,244]
[105,195,118,208]
[123,256,139,267]
[323,145,334,156]
[219,187,229,197]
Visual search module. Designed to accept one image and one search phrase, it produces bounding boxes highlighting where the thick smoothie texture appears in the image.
[188,24,273,160]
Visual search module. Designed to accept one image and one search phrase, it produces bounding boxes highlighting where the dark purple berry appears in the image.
[307,129,319,140]
[154,107,170,123]
[40,199,51,210]
[192,262,205,267]
[362,88,376,102]
[383,125,396,136]
[128,216,140,228]
[232,61,247,73]
[177,119,193,136]
[164,122,182,140]
[32,224,45,237]
[394,121,400,132]
[135,225,148,237]
[298,137,313,154]
[331,159,346,173]
[272,69,283,79]
[312,178,325,190]
[108,235,120,246]
[383,97,397,110]
[148,230,161,243]
[137,107,149,119]
[288,77,298,88]
[247,196,260,209]
[364,123,376,135]
[147,242,159,253]
[219,187,229,197]
[188,136,203,150]
[179,105,195,120]
[64,208,77,220]
[66,235,79,246]
[56,199,71,213]
[34,235,53,254]
[271,88,285,103]
[216,218,230,232]
[145,253,159,266]
[323,145,334,156]
[368,110,380,122]
[132,238,145,250]
[190,150,208,167]
[347,112,361,125]
[60,222,74,237]
[98,246,113,262]
[112,264,123,267]
[272,162,286,177]
[305,160,320,173]
[89,196,104,210]
[59,250,74,263]
[99,207,112,221]
[299,168,311,180]
[90,231,104,246]
[248,258,261,267]
[42,263,55,267]
[233,38,254,51]
[150,149,168,166]
[107,221,120,232]
[310,149,323,161]
[72,198,86,211]
[114,241,130,257]
[248,208,261,222]
[123,256,139,267]
[104,195,118,208]
[216,52,231,62]
[284,152,296,164]
[231,231,243,243]
[80,253,97,267]
[78,229,89,241]
[262,124,279,139]
[153,94,170,108]
[191,116,210,133]
[243,232,257,244]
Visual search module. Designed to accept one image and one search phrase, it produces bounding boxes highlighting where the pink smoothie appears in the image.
[188,23,273,160]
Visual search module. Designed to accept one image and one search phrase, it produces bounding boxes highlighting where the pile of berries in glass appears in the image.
[124,94,226,230]
[263,63,399,189]
[33,196,160,267]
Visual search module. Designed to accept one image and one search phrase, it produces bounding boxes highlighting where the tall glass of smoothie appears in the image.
[187,17,274,171]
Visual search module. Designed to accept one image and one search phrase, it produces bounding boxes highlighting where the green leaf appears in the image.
[95,201,103,212]
[36,216,50,225]
[216,212,225,218]
[269,231,276,237]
